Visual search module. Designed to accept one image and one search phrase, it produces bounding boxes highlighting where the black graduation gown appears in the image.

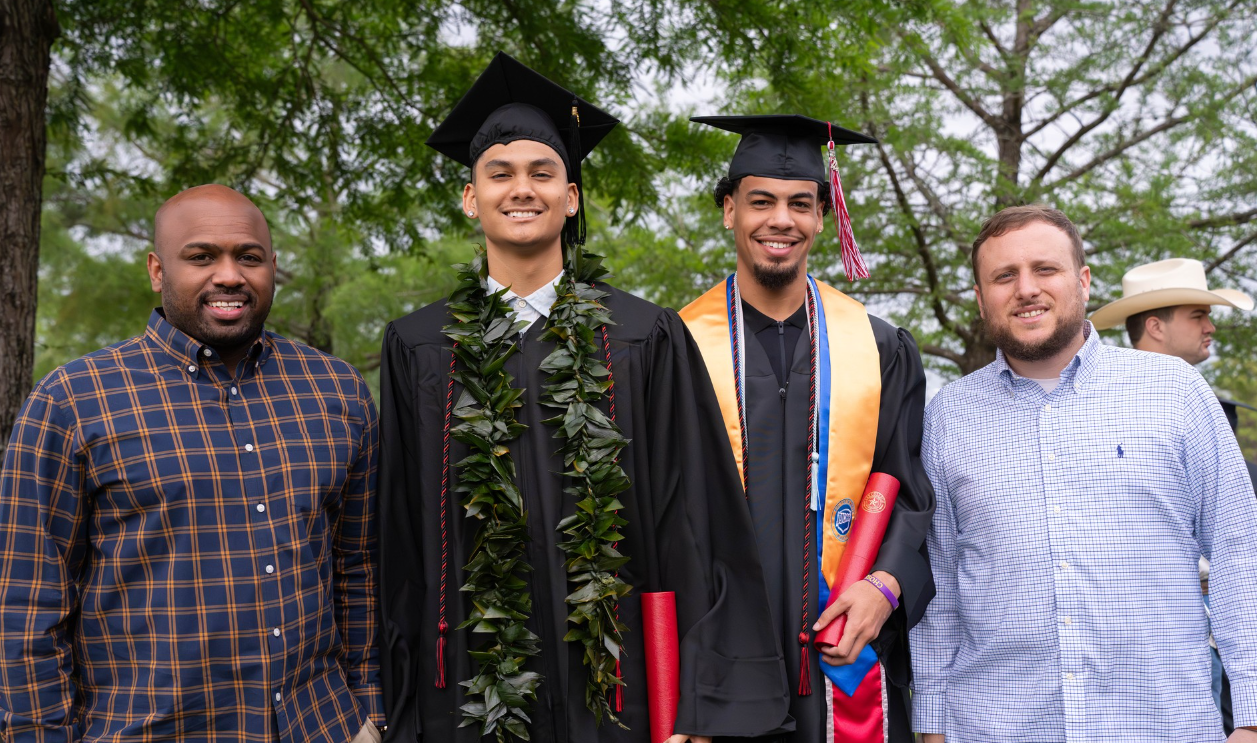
[728,302,935,743]
[378,285,792,742]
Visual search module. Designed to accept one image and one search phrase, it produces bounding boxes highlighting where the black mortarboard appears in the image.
[426,52,619,245]
[691,114,875,183]
[692,114,877,280]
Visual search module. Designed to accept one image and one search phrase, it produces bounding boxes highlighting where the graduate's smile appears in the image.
[502,207,544,222]
[754,234,802,255]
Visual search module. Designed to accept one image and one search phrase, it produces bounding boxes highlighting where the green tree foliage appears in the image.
[34,0,680,397]
[626,0,1257,395]
[30,0,1257,443]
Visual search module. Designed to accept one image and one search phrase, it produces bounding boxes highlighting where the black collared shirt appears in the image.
[742,299,808,387]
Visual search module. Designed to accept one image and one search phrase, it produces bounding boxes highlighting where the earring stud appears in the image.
[467,211,474,217]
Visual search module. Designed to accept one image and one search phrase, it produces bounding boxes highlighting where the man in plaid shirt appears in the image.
[0,185,383,742]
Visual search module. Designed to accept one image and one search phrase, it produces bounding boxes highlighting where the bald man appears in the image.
[0,185,383,742]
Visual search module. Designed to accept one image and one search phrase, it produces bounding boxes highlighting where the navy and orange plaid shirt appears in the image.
[0,311,382,742]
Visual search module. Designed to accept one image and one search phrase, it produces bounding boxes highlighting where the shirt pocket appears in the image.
[1065,433,1195,549]
[83,410,180,515]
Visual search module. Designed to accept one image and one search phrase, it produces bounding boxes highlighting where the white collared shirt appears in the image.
[485,271,564,334]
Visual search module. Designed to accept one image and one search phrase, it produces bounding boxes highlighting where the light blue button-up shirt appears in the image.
[912,323,1257,742]
[486,271,563,333]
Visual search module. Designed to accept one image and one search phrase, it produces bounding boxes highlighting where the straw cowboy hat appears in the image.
[1089,258,1254,330]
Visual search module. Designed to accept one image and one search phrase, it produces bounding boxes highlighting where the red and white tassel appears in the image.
[827,130,869,282]
[435,620,449,689]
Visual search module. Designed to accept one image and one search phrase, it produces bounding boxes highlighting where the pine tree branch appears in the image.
[1206,232,1257,273]
[864,113,970,344]
[920,343,965,366]
[898,31,1002,131]
[1043,74,1257,191]
[978,21,1009,60]
[1029,0,1178,183]
[1024,0,1236,143]
[1190,208,1257,229]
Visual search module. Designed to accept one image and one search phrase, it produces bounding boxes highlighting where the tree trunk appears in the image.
[0,0,59,456]
[958,319,998,375]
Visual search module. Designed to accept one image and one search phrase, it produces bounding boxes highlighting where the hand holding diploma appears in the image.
[814,571,899,665]
[812,473,901,666]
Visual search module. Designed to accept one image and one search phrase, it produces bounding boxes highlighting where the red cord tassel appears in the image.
[797,632,813,696]
[435,620,449,689]
[614,658,624,712]
[827,126,869,282]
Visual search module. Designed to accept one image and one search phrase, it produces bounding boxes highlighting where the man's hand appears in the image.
[1227,727,1257,742]
[921,734,944,743]
[813,571,900,666]
[665,736,712,743]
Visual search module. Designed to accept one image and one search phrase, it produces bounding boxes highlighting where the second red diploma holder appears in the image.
[813,472,900,652]
[642,591,680,743]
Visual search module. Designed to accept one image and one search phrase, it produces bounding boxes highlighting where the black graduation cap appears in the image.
[690,114,875,183]
[426,52,619,245]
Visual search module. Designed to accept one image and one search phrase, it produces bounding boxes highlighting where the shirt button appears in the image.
[245,443,254,452]
[1065,672,1075,680]
[1043,403,1052,412]
[230,386,238,396]
[1053,505,1062,513]
[265,564,274,574]
[273,627,281,637]
[1063,616,1073,625]
[202,348,213,357]
[274,692,282,702]
[1047,452,1056,461]
[187,365,197,373]
[1060,560,1070,569]
[256,503,266,513]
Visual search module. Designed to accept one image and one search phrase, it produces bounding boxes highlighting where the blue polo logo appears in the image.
[832,499,855,542]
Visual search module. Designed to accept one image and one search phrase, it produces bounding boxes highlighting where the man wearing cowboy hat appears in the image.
[1092,256,1257,736]
[1090,257,1254,364]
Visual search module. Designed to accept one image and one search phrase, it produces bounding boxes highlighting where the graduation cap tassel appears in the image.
[614,659,623,712]
[435,621,448,688]
[798,640,813,696]
[565,100,587,247]
[827,124,869,281]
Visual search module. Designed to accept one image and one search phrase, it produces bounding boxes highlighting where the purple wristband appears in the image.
[864,574,899,610]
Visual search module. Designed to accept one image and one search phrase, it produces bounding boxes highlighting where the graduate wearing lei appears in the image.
[377,54,790,743]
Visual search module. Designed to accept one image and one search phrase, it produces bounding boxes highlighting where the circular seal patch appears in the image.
[863,491,887,514]
[831,498,855,542]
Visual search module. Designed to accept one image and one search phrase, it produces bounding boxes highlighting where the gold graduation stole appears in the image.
[680,274,881,608]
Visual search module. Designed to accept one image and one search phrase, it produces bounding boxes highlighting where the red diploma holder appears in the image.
[642,591,680,743]
[813,472,900,652]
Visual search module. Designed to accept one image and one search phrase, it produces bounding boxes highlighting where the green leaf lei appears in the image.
[444,251,541,742]
[539,246,632,728]
[443,246,631,740]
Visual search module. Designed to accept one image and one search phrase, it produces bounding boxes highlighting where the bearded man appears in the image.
[680,114,936,743]
[911,205,1257,743]
[0,185,383,742]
